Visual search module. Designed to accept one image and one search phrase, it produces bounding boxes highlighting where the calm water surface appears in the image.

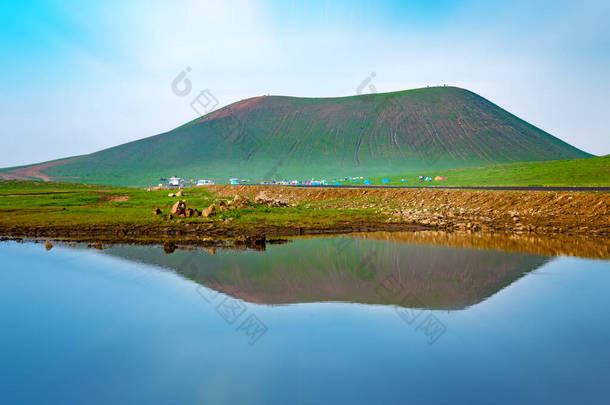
[1,235,609,404]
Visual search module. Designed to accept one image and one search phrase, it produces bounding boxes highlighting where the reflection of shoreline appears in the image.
[289,231,610,260]
[356,231,610,260]
[8,227,608,260]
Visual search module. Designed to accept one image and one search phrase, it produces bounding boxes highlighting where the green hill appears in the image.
[371,155,610,187]
[4,86,592,186]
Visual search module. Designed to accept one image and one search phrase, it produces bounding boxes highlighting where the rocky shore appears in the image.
[208,185,610,236]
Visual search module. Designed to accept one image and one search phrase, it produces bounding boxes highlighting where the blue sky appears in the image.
[1,0,609,167]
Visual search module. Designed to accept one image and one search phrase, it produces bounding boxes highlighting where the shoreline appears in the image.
[0,222,427,247]
[1,183,608,252]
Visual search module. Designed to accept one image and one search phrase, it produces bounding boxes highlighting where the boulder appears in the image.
[153,207,162,215]
[185,208,195,217]
[234,234,266,250]
[171,200,187,216]
[163,241,176,254]
[216,200,229,212]
[168,193,177,197]
[228,195,251,209]
[176,190,184,197]
[254,191,288,207]
[202,204,216,218]
[254,191,269,204]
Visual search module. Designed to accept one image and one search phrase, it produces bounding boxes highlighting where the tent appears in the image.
[382,178,390,184]
[363,179,372,185]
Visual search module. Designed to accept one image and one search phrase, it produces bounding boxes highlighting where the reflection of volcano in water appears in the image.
[101,236,551,310]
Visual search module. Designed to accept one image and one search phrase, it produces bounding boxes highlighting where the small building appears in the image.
[229,178,239,185]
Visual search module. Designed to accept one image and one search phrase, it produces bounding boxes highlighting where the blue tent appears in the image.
[382,178,390,184]
[364,179,372,185]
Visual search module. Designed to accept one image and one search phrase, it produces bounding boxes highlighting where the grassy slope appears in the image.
[370,155,610,187]
[8,86,590,187]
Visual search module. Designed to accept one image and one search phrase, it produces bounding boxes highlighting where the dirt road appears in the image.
[0,158,76,181]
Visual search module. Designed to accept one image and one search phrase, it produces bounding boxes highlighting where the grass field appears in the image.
[0,180,379,230]
[369,155,610,187]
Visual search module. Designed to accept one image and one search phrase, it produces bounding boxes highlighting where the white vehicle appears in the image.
[168,176,182,187]
[196,179,215,186]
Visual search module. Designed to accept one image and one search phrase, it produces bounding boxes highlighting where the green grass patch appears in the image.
[370,155,609,187]
[0,180,383,229]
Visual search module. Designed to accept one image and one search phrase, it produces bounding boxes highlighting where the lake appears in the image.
[1,233,609,404]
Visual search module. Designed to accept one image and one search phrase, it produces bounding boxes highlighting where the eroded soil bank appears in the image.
[208,185,610,235]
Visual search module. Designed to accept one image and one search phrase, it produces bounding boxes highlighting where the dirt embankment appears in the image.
[208,185,610,235]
